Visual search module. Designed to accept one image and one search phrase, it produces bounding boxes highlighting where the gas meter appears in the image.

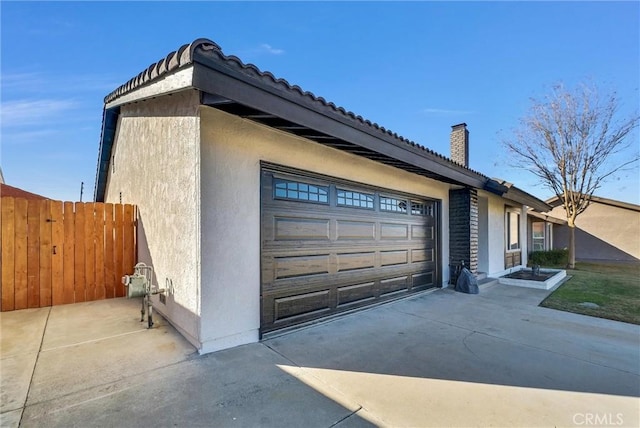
[122,263,165,328]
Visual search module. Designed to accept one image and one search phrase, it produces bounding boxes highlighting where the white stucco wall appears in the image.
[198,106,452,353]
[483,192,508,276]
[104,90,202,348]
[519,204,528,267]
[479,192,531,276]
[477,196,489,273]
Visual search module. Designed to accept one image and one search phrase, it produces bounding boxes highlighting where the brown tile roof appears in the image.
[103,38,485,177]
[104,38,218,104]
[0,183,49,200]
[99,38,551,212]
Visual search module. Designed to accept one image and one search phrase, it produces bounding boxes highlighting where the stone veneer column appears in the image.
[449,187,478,274]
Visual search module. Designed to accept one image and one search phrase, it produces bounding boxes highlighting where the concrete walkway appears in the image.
[1,284,638,427]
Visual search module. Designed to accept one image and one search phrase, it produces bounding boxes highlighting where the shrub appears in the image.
[529,249,569,266]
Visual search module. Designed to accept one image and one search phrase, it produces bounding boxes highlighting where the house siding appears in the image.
[104,90,202,348]
[550,201,640,261]
[198,106,452,353]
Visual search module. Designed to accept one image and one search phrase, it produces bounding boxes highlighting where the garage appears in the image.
[261,165,440,335]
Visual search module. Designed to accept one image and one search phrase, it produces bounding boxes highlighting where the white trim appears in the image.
[105,66,195,109]
[199,329,259,355]
[505,208,521,251]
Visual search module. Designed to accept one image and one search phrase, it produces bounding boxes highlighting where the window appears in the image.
[274,179,328,203]
[380,196,408,213]
[532,222,545,251]
[506,210,520,251]
[411,201,434,216]
[337,189,374,209]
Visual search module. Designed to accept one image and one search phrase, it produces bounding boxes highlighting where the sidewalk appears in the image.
[2,285,639,427]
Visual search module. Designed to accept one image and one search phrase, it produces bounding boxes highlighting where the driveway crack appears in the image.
[462,331,481,359]
[20,307,52,426]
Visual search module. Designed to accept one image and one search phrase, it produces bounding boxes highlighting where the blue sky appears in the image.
[1,1,638,204]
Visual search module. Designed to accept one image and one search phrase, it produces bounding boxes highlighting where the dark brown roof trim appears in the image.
[97,38,550,212]
[104,38,488,178]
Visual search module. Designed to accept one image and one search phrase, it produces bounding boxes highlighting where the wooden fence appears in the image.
[1,197,137,311]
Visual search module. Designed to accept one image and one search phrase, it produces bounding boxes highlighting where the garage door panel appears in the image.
[380,250,409,266]
[380,223,409,240]
[411,224,433,239]
[273,217,331,241]
[274,254,330,279]
[337,282,376,307]
[273,289,332,323]
[336,252,376,272]
[411,248,434,263]
[261,167,440,334]
[412,271,434,288]
[379,276,409,295]
[335,220,376,240]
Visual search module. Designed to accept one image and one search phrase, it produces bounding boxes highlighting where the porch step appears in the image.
[478,277,499,290]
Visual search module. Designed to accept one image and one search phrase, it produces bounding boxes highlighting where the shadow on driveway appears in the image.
[2,284,639,427]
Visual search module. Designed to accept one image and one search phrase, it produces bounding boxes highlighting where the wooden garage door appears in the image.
[260,166,440,335]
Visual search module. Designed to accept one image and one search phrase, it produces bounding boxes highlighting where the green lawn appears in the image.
[539,262,640,325]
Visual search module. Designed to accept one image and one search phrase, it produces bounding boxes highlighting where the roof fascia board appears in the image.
[547,195,640,212]
[528,210,567,225]
[191,61,486,189]
[591,197,640,212]
[105,66,195,109]
[503,187,551,212]
[94,107,120,201]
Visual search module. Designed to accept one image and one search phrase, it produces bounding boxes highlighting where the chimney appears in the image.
[450,123,469,167]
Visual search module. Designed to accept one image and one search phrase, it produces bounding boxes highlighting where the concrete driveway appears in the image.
[2,283,638,427]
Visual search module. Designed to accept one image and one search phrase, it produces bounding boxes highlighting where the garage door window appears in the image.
[411,201,434,216]
[337,189,374,209]
[274,179,328,203]
[380,196,408,213]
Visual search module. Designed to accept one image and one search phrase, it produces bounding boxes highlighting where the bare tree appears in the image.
[504,82,639,268]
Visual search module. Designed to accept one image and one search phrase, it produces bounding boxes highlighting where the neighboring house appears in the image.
[0,183,49,200]
[527,210,566,253]
[94,38,551,354]
[546,196,640,262]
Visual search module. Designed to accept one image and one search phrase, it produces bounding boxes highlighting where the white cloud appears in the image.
[0,72,46,91]
[1,71,119,94]
[1,99,78,127]
[259,43,285,55]
[0,129,60,145]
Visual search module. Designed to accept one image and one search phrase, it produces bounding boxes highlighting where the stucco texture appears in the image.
[476,192,526,276]
[104,90,202,347]
[550,201,640,262]
[104,93,536,355]
[198,106,452,353]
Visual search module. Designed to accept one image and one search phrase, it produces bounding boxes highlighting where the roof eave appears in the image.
[191,53,488,189]
[504,186,551,212]
[546,195,640,212]
[94,107,119,202]
[527,210,567,225]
